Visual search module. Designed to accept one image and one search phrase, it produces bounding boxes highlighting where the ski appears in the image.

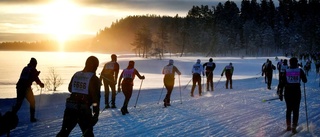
[262,97,279,102]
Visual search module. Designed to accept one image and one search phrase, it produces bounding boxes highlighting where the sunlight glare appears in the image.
[39,0,83,50]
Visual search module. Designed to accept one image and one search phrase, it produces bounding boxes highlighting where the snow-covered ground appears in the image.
[0,51,319,137]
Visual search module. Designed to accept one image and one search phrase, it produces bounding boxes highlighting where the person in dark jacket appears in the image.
[100,54,120,109]
[264,60,276,90]
[162,59,181,107]
[12,57,44,122]
[203,58,216,91]
[57,56,101,137]
[221,63,234,89]
[277,59,288,95]
[279,57,307,134]
[262,59,270,83]
[118,61,145,115]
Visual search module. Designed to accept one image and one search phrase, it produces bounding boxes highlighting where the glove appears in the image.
[262,73,264,76]
[92,106,99,126]
[221,74,223,77]
[279,94,283,101]
[39,83,44,88]
[91,115,98,126]
[141,76,145,80]
[37,71,41,76]
[202,72,205,77]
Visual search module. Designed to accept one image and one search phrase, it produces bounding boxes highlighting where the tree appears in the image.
[43,67,63,91]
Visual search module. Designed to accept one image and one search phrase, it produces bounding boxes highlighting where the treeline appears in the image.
[0,39,94,52]
[1,0,319,56]
[93,0,320,57]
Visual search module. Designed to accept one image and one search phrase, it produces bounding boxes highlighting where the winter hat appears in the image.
[229,62,232,65]
[196,59,201,63]
[169,59,174,65]
[209,58,213,62]
[29,57,37,67]
[128,60,135,68]
[111,54,117,61]
[84,56,99,72]
[289,57,298,68]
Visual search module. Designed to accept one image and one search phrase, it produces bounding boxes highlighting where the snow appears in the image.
[0,51,319,137]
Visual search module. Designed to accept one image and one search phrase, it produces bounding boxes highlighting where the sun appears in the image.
[39,0,83,49]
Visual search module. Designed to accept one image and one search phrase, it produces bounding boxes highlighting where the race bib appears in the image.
[105,62,115,70]
[123,68,135,79]
[163,65,173,74]
[71,72,94,94]
[286,68,300,84]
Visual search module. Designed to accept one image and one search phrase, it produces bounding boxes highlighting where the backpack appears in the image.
[0,111,19,136]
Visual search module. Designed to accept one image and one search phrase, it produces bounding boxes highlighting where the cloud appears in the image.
[76,0,221,12]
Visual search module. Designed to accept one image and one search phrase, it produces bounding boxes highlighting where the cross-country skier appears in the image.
[221,63,234,89]
[162,59,181,107]
[100,54,119,109]
[190,59,204,97]
[12,58,44,123]
[279,57,307,134]
[277,59,288,95]
[203,58,216,91]
[118,61,145,115]
[57,56,101,137]
[262,59,270,83]
[264,60,276,90]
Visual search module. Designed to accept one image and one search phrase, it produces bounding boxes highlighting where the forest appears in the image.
[1,0,319,57]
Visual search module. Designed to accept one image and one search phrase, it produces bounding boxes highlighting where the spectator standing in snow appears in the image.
[265,60,276,90]
[12,58,44,123]
[100,54,119,109]
[221,63,234,89]
[262,59,270,83]
[162,59,181,107]
[57,56,101,137]
[191,59,204,97]
[203,58,216,91]
[279,57,307,134]
[118,61,145,115]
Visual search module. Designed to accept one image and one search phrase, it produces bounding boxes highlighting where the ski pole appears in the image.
[157,85,165,104]
[303,83,309,132]
[179,75,182,104]
[215,76,223,89]
[183,78,192,91]
[134,79,144,108]
[36,87,43,118]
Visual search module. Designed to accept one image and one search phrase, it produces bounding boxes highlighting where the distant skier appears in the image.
[277,59,283,77]
[100,54,119,109]
[261,59,270,83]
[118,61,145,115]
[12,57,44,123]
[264,60,276,90]
[303,59,311,76]
[162,59,181,107]
[191,59,204,97]
[221,63,234,89]
[278,57,307,134]
[203,58,216,91]
[57,56,101,137]
[277,59,288,95]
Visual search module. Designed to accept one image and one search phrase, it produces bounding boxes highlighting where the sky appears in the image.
[0,0,224,42]
[0,52,319,136]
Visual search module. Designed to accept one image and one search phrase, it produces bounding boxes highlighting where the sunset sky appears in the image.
[0,0,224,42]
